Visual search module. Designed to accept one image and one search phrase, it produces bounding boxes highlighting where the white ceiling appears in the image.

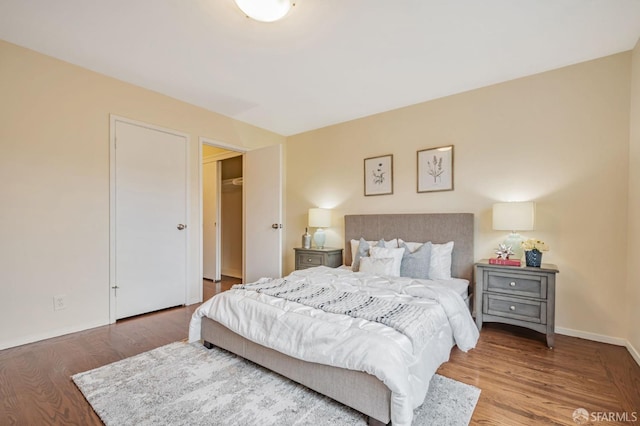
[1,0,640,136]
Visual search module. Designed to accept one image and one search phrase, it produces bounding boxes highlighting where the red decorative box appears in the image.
[489,258,521,266]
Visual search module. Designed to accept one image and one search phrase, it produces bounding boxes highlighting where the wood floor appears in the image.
[202,276,239,301]
[1,277,638,425]
[440,324,640,425]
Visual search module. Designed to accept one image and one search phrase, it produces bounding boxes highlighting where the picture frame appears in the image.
[417,145,454,193]
[364,154,393,196]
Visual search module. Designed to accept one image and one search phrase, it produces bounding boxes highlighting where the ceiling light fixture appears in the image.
[234,0,293,22]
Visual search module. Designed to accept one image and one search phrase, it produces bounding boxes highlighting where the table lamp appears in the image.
[308,208,331,249]
[492,201,535,260]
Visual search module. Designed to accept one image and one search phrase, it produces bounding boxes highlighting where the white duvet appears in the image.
[189,266,479,426]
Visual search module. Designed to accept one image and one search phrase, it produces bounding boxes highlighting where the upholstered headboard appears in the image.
[344,213,474,281]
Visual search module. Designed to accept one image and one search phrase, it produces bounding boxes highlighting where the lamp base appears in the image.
[503,232,524,260]
[313,228,326,249]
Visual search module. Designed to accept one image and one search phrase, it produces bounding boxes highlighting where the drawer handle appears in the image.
[509,305,516,311]
[308,258,312,262]
[509,282,516,287]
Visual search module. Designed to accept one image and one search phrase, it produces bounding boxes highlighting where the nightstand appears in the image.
[294,247,343,270]
[475,259,559,348]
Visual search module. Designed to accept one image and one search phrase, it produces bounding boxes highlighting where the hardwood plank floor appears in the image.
[440,324,640,425]
[1,277,638,425]
[0,305,196,425]
[202,275,240,301]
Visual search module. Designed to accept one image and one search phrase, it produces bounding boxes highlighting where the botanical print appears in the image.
[364,154,393,196]
[418,145,454,192]
[427,155,444,183]
[372,162,386,184]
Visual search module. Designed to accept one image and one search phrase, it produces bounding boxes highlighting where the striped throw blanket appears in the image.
[235,279,437,350]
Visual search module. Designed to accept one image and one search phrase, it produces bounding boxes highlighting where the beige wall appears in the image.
[0,40,285,349]
[1,36,637,353]
[628,40,640,357]
[286,52,632,341]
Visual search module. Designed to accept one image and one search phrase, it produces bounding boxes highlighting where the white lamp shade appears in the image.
[234,0,292,22]
[492,202,535,231]
[308,208,331,228]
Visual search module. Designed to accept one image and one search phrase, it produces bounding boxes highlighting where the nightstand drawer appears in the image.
[294,248,343,270]
[483,294,546,324]
[296,253,324,268]
[475,260,558,348]
[485,271,547,299]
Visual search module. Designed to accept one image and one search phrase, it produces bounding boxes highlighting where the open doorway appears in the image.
[202,141,244,300]
[200,139,284,300]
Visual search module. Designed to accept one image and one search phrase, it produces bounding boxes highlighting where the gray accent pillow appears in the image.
[400,241,432,279]
[352,238,384,272]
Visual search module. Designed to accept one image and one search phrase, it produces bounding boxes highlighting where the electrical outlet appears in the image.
[53,294,67,311]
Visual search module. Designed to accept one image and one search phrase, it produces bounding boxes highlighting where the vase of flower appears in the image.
[521,239,549,268]
[525,249,543,267]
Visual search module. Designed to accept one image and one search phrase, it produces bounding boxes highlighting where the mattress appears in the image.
[189,266,478,426]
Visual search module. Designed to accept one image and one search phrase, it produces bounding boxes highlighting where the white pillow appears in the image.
[350,238,399,264]
[430,241,454,279]
[359,257,395,276]
[370,246,404,277]
[350,239,374,265]
[352,238,387,271]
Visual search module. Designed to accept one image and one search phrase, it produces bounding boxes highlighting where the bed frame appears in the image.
[201,213,474,425]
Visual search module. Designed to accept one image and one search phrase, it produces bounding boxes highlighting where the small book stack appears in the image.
[489,258,521,266]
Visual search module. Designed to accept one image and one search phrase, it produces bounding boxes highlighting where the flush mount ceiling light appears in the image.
[234,0,293,22]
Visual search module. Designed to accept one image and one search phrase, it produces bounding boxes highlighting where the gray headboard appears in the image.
[344,213,474,281]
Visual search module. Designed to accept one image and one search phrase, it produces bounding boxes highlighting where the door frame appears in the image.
[199,137,246,292]
[201,157,221,281]
[109,115,191,323]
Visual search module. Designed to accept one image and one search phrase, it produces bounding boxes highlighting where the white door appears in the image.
[111,118,188,320]
[244,144,283,283]
[202,159,219,280]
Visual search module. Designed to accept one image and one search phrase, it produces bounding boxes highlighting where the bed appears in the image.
[189,213,477,426]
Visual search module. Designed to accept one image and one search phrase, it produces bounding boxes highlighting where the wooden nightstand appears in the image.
[294,247,343,270]
[475,259,559,348]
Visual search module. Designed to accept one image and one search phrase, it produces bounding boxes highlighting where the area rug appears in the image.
[72,341,480,425]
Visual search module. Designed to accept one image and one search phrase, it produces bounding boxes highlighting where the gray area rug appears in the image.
[72,341,480,425]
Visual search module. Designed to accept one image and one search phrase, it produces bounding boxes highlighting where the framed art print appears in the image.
[364,154,393,196]
[417,145,454,193]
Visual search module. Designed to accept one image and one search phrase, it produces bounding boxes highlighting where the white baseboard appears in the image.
[556,327,640,367]
[555,327,627,346]
[0,320,108,351]
[627,340,640,366]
